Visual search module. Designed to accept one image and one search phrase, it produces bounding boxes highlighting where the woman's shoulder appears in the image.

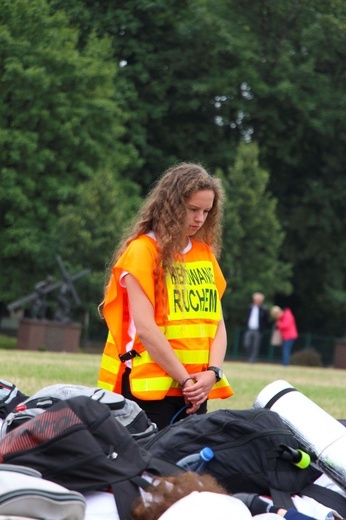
[283,308,294,317]
[190,238,214,255]
[188,240,221,268]
[117,234,158,267]
[127,234,158,253]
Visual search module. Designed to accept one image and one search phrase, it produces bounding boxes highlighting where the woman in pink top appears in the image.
[271,306,298,366]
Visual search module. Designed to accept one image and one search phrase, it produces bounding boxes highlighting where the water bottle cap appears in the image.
[200,447,214,461]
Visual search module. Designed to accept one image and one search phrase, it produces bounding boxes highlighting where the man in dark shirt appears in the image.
[243,292,269,363]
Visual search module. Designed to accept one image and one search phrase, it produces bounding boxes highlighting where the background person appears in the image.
[271,305,298,366]
[243,292,270,363]
[98,163,233,430]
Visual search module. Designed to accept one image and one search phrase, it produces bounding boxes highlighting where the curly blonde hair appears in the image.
[99,162,225,315]
[130,472,228,520]
[109,161,223,270]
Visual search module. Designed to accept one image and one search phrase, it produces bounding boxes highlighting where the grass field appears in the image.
[1,350,346,419]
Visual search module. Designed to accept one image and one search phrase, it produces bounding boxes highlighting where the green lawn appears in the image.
[1,350,345,419]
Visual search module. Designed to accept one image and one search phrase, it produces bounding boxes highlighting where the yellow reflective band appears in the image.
[97,380,114,391]
[132,376,173,393]
[176,349,209,363]
[159,323,217,340]
[107,331,115,344]
[216,375,230,388]
[100,354,121,375]
[133,349,209,366]
[170,375,230,390]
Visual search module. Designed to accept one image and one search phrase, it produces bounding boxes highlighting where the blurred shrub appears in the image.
[0,334,16,350]
[290,348,322,367]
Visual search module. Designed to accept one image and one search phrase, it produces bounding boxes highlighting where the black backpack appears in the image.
[0,395,182,520]
[0,379,29,419]
[1,383,158,441]
[144,408,346,515]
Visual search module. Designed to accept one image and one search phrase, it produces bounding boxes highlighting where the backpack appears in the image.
[0,380,29,419]
[143,408,346,515]
[1,383,158,441]
[0,395,182,520]
[0,464,85,520]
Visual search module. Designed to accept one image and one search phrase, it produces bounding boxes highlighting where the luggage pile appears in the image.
[0,379,346,520]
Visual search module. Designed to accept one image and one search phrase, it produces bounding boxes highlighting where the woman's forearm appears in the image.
[125,274,190,385]
[208,318,227,368]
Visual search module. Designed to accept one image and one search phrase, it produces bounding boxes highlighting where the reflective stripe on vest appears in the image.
[130,372,233,400]
[129,346,210,399]
[98,331,234,400]
[98,332,122,392]
[99,352,121,376]
[133,348,209,366]
[158,323,217,340]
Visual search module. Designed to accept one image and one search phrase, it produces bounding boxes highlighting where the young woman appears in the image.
[271,306,298,366]
[98,163,233,429]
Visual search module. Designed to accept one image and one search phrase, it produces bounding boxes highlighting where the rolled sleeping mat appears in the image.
[253,379,346,492]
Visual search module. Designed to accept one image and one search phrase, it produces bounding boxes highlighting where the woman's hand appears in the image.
[180,378,200,414]
[182,370,216,407]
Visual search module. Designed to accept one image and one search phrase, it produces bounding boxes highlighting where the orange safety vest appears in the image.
[98,234,233,400]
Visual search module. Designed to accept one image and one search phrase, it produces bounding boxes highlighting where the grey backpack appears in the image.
[0,464,85,520]
[1,383,158,441]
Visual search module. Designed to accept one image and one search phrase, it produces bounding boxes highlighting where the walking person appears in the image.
[270,306,298,366]
[98,162,233,429]
[243,292,269,363]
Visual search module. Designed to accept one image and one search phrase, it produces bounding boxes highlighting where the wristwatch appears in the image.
[207,366,223,383]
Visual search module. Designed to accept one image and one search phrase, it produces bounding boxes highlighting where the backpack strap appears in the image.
[270,487,297,511]
[271,483,346,518]
[130,476,152,490]
[110,479,141,520]
[109,457,184,520]
[300,483,346,517]
[148,456,185,477]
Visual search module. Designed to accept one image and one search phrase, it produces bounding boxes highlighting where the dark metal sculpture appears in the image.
[7,256,90,322]
[30,276,55,319]
[54,282,73,323]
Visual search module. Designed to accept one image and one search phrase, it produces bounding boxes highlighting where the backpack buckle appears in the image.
[119,350,141,363]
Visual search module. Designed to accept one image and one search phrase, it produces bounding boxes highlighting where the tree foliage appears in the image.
[219,142,291,331]
[214,0,346,334]
[48,0,246,189]
[1,0,346,338]
[53,168,141,330]
[0,0,137,304]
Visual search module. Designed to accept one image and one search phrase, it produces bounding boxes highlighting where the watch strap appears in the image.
[207,366,222,382]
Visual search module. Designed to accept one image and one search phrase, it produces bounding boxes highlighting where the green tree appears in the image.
[219,142,291,332]
[48,0,246,191]
[202,0,346,334]
[163,0,346,336]
[53,168,141,334]
[4,0,346,336]
[0,0,137,303]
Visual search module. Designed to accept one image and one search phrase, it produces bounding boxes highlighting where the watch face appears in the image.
[208,366,222,382]
[215,368,222,381]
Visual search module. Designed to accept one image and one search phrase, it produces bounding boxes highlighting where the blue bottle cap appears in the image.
[200,447,214,461]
